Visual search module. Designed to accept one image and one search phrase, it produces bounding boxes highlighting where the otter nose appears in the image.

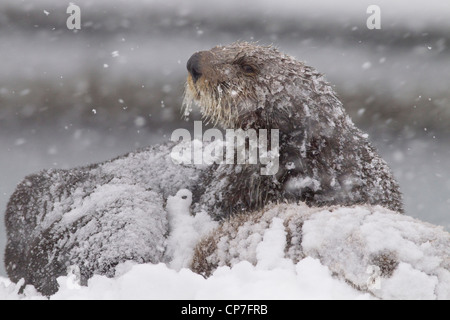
[187,52,203,83]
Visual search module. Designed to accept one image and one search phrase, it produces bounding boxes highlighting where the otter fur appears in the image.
[184,42,403,218]
[5,42,404,295]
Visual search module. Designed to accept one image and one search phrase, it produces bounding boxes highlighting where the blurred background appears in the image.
[1,0,449,276]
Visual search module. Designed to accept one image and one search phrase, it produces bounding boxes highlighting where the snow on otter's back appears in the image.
[297,205,450,300]
[192,203,449,300]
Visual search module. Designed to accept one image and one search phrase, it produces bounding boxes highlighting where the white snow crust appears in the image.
[2,203,448,300]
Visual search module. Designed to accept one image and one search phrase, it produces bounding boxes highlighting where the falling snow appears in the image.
[0,0,449,300]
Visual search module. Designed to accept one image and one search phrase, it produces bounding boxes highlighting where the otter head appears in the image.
[183,42,341,132]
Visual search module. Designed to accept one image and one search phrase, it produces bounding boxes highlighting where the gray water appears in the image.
[1,0,449,277]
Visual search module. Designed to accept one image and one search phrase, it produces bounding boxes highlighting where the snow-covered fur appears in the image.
[5,42,406,295]
[4,144,205,295]
[192,204,450,300]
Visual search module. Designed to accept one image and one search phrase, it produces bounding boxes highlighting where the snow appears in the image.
[0,278,44,301]
[379,263,438,300]
[285,176,321,193]
[193,203,449,300]
[0,258,370,300]
[134,116,147,128]
[2,203,447,300]
[299,206,450,299]
[166,189,218,270]
[362,62,372,70]
[255,218,288,270]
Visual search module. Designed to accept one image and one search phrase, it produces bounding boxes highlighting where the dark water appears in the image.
[1,0,449,276]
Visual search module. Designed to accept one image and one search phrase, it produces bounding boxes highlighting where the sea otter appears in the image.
[185,42,403,218]
[4,42,403,295]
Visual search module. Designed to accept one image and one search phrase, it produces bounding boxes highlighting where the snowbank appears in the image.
[0,257,370,300]
[193,204,449,300]
[51,257,371,300]
[1,204,448,300]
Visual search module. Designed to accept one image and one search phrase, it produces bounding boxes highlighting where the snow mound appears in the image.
[300,205,450,300]
[0,258,370,300]
[1,204,448,300]
[192,204,450,300]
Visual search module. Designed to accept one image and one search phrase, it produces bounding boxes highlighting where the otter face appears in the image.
[183,42,306,129]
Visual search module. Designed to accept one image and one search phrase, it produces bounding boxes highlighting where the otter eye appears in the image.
[242,64,256,74]
[233,56,258,75]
